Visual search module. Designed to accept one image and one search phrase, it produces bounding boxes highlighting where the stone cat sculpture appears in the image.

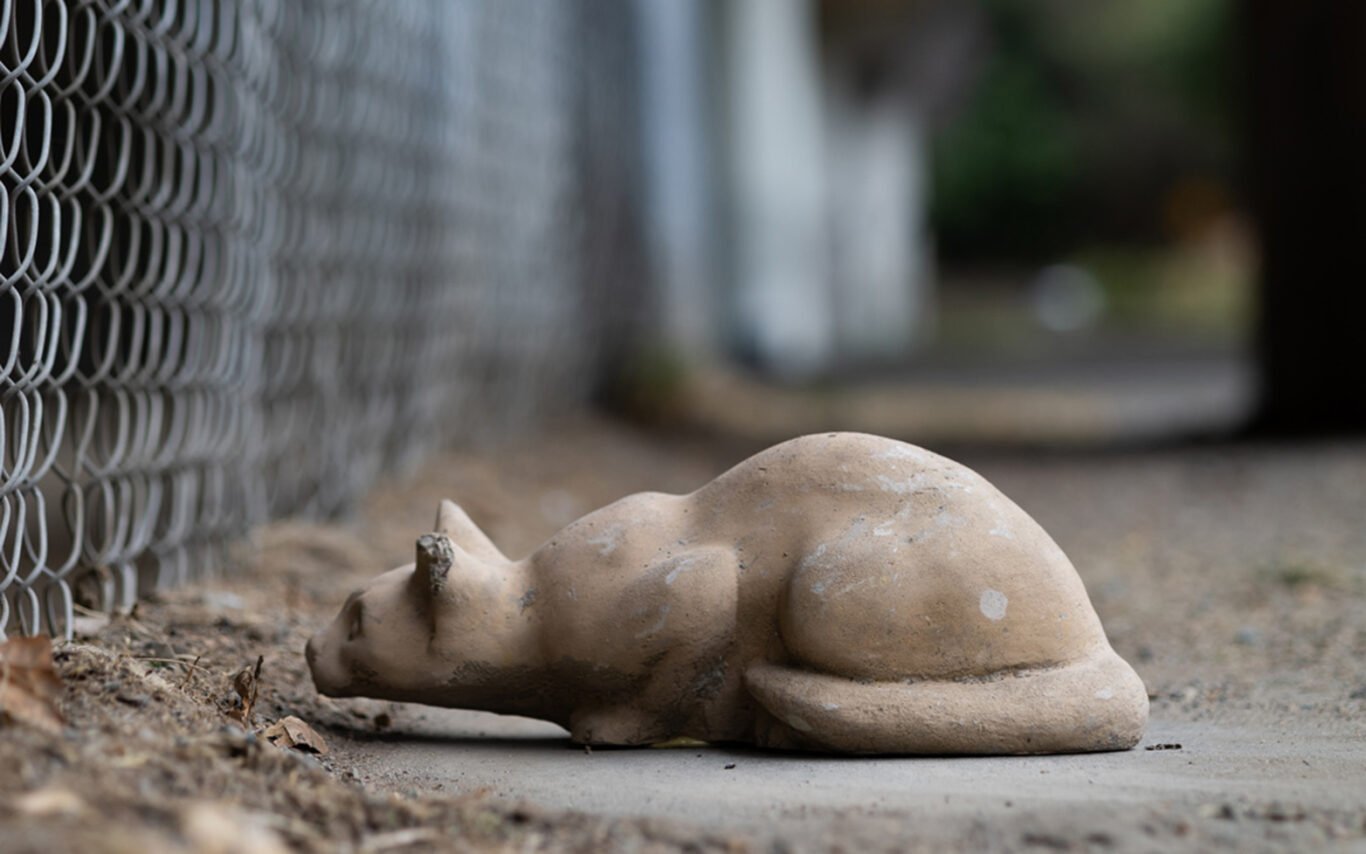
[306,433,1147,754]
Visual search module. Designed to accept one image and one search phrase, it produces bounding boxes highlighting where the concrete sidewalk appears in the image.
[338,709,1365,849]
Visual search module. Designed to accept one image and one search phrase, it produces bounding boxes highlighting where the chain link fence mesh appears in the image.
[0,0,648,638]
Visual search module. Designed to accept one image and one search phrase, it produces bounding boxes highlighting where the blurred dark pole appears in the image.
[1243,0,1366,434]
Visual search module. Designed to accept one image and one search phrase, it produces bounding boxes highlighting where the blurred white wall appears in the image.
[725,0,835,378]
[637,0,939,379]
[826,81,934,366]
[636,0,717,361]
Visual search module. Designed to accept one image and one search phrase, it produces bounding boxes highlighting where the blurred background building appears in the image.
[640,0,976,377]
[635,0,1255,424]
[632,0,1364,440]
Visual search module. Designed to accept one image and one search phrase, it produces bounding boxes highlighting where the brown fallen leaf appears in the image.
[226,655,263,725]
[70,613,111,637]
[109,751,154,768]
[359,828,442,852]
[262,715,329,755]
[181,802,290,854]
[16,787,87,818]
[0,635,65,734]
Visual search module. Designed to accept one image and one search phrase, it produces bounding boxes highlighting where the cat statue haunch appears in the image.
[306,433,1147,754]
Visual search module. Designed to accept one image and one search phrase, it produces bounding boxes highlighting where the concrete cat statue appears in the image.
[306,433,1147,754]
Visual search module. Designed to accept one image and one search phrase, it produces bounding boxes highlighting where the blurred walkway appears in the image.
[677,350,1252,446]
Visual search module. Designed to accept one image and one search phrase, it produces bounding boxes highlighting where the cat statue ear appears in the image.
[434,499,508,563]
[414,532,458,594]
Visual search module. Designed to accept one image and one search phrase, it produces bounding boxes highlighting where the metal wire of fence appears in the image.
[0,0,647,638]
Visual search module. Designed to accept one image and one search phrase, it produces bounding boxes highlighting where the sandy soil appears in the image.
[2,417,1364,852]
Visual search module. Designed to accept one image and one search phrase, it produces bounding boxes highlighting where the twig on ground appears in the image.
[180,654,203,689]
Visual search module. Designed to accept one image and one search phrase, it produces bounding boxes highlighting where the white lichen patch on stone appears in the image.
[936,509,967,529]
[800,543,829,570]
[874,473,932,495]
[663,554,704,585]
[1094,688,1115,700]
[826,572,886,601]
[874,444,925,461]
[786,713,814,732]
[979,589,1008,621]
[586,523,625,556]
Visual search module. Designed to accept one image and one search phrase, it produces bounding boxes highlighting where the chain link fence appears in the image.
[0,0,648,638]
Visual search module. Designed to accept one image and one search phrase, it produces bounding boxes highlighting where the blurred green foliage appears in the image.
[1069,238,1250,338]
[931,0,1235,264]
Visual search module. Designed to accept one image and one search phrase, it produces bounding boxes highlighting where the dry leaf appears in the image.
[70,613,111,637]
[0,635,65,733]
[262,715,329,755]
[109,751,154,768]
[226,655,263,724]
[182,802,290,854]
[16,787,87,818]
[360,828,442,852]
